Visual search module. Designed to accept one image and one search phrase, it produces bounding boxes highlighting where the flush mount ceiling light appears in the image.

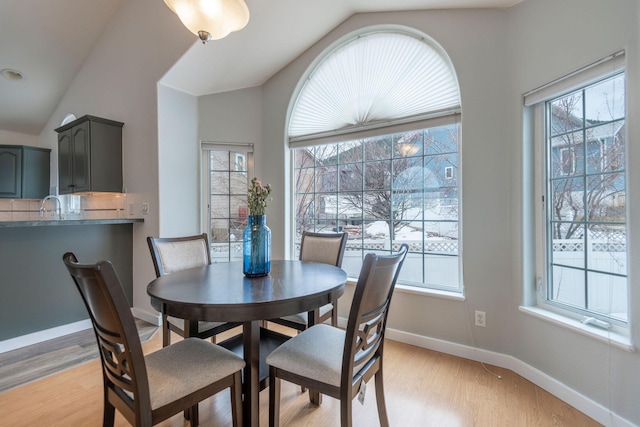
[164,0,250,44]
[1,68,24,81]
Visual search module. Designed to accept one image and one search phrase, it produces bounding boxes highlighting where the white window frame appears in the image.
[522,52,631,347]
[292,117,462,293]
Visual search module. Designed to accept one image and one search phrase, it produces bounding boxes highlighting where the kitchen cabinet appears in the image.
[55,115,124,194]
[0,145,51,198]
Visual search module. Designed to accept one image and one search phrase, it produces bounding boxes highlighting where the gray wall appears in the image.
[158,85,199,238]
[0,224,134,340]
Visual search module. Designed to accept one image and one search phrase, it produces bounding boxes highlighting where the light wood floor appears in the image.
[0,326,601,427]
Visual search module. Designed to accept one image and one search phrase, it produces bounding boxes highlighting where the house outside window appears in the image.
[544,71,627,324]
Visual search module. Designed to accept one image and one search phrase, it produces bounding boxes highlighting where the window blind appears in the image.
[523,50,625,107]
[288,30,461,147]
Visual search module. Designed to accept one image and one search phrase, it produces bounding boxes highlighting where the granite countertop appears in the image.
[0,218,144,227]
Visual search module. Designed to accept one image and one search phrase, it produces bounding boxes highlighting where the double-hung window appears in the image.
[526,52,628,328]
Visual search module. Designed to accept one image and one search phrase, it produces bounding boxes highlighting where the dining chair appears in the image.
[147,233,241,346]
[268,231,348,331]
[62,252,245,427]
[266,244,409,427]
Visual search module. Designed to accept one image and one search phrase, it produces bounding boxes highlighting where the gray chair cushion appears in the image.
[167,316,230,333]
[266,324,345,387]
[146,338,245,410]
[278,303,334,326]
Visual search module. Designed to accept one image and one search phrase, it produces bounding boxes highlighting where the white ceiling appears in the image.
[1,0,521,136]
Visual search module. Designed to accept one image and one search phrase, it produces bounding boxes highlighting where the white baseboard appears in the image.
[131,307,161,326]
[383,326,635,427]
[0,319,92,354]
[0,308,161,355]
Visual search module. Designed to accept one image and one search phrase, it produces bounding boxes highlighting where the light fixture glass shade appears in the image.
[164,0,249,42]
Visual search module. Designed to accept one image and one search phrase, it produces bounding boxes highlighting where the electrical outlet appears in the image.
[475,310,486,327]
[142,203,149,215]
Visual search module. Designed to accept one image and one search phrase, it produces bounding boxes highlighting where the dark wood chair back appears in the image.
[147,233,211,278]
[63,252,152,424]
[342,244,408,395]
[63,252,245,427]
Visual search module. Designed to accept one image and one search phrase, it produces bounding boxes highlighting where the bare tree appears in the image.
[549,94,626,240]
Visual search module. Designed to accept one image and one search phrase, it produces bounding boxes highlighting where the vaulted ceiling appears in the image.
[0,0,521,136]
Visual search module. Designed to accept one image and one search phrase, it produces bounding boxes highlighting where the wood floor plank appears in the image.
[0,319,157,393]
[0,326,602,426]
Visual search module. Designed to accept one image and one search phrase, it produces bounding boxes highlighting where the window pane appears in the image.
[550,223,585,269]
[585,74,625,122]
[587,271,627,321]
[550,178,584,221]
[394,131,423,158]
[364,160,391,190]
[549,91,583,136]
[550,133,583,177]
[425,126,458,155]
[365,137,391,161]
[550,265,585,307]
[587,226,627,276]
[210,151,229,170]
[586,122,625,174]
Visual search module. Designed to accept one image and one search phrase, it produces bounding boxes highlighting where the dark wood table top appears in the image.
[147,260,347,322]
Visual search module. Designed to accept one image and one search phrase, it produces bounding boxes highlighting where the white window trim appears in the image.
[199,141,254,248]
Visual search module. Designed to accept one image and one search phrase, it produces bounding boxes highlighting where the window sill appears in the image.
[519,306,634,352]
[346,278,465,301]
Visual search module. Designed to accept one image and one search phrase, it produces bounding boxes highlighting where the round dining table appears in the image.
[147,259,347,427]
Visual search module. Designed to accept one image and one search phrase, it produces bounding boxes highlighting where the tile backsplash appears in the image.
[0,193,127,221]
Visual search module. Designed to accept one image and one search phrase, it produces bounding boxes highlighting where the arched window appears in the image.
[289,26,462,292]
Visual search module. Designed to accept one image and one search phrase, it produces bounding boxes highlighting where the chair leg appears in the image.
[331,300,338,327]
[162,314,170,347]
[231,371,243,427]
[269,367,281,427]
[309,389,322,405]
[340,397,352,427]
[374,372,389,427]
[103,394,115,427]
[188,404,199,427]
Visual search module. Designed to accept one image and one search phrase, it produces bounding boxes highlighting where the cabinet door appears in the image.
[0,147,22,198]
[71,121,90,193]
[22,148,50,199]
[58,130,74,194]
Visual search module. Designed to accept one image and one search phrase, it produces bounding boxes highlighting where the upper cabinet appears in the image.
[0,145,51,199]
[55,115,124,194]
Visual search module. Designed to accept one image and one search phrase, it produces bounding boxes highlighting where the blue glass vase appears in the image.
[243,215,271,277]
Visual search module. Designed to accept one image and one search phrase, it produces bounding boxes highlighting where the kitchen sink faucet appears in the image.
[39,195,62,220]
